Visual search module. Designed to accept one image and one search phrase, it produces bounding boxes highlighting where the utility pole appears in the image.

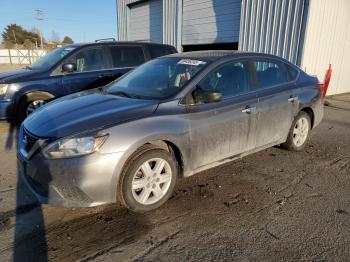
[35,9,44,48]
[11,30,17,45]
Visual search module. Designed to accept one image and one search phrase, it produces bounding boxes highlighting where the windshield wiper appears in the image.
[112,91,134,98]
[25,66,32,70]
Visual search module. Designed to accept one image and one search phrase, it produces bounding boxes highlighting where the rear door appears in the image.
[61,46,112,94]
[103,45,147,83]
[186,60,258,169]
[252,59,299,148]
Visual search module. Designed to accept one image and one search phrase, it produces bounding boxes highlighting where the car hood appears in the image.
[0,68,43,83]
[23,90,159,138]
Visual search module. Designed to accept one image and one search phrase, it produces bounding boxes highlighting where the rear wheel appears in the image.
[118,144,178,212]
[281,111,311,151]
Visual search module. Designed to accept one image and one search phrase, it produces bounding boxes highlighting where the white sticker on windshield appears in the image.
[178,59,206,66]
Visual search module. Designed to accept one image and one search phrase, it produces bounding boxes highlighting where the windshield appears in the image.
[106,57,208,99]
[30,46,76,70]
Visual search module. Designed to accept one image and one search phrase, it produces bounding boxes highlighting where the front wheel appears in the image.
[117,145,178,212]
[281,111,311,151]
[18,94,51,122]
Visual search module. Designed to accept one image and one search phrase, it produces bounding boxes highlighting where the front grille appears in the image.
[23,129,39,152]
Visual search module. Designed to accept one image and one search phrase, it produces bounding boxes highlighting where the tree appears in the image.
[23,39,33,49]
[50,31,60,43]
[1,24,40,45]
[3,41,14,49]
[62,36,74,44]
[30,27,45,46]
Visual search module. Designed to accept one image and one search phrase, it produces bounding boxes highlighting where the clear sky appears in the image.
[0,0,118,43]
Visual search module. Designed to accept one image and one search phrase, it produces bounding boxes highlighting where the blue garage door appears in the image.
[182,0,241,45]
[128,0,163,43]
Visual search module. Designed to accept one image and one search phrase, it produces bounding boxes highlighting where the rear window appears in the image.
[109,46,145,68]
[149,45,175,58]
[254,60,289,88]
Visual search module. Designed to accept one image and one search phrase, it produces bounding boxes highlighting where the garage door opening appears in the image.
[182,42,239,52]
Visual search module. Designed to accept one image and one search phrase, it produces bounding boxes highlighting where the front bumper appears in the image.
[18,150,125,207]
[0,100,14,120]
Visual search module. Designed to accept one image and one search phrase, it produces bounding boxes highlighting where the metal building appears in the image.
[117,0,350,95]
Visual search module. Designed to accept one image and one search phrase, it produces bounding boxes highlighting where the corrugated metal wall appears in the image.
[163,0,182,50]
[182,0,241,45]
[239,0,306,65]
[117,0,138,41]
[129,0,163,42]
[300,0,350,95]
[117,0,181,50]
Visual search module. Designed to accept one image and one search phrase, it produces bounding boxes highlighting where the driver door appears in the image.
[185,60,258,170]
[60,46,113,94]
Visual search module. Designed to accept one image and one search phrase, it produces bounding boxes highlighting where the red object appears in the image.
[317,64,332,98]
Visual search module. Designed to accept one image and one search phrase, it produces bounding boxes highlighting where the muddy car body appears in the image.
[18,51,323,212]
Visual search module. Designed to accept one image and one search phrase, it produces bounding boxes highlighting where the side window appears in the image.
[149,45,174,58]
[287,64,299,80]
[254,60,289,88]
[109,46,145,68]
[66,47,105,72]
[198,61,251,99]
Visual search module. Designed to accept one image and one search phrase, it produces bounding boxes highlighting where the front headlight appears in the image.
[43,134,109,159]
[0,84,19,100]
[0,84,8,96]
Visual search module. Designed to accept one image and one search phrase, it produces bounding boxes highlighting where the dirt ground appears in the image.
[0,97,350,261]
[0,64,24,72]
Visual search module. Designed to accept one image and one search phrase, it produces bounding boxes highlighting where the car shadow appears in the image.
[4,119,18,151]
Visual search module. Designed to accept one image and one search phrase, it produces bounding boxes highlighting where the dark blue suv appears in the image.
[0,40,177,122]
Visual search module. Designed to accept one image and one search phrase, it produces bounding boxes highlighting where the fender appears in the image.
[14,90,56,115]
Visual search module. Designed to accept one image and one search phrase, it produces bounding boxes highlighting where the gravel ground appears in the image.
[0,100,350,261]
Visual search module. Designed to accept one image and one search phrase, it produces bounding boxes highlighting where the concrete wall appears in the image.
[300,0,350,95]
[0,49,46,64]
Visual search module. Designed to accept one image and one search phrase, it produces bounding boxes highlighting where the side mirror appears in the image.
[62,63,77,73]
[193,88,222,104]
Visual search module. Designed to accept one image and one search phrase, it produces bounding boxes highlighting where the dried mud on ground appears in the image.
[1,106,350,261]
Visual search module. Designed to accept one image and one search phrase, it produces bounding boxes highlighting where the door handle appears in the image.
[288,96,299,103]
[242,106,257,114]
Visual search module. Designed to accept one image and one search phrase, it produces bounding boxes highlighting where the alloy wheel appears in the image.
[292,117,309,147]
[26,100,45,116]
[131,158,172,205]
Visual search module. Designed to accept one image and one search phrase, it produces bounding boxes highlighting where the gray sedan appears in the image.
[18,51,324,212]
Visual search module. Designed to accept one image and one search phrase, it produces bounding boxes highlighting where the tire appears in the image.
[117,144,178,213]
[281,111,311,151]
[18,94,51,122]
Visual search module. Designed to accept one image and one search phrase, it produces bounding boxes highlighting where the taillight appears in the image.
[317,83,326,99]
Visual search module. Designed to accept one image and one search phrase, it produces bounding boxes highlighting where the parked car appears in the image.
[18,51,324,212]
[0,40,177,122]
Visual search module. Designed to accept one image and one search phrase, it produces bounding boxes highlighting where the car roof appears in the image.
[164,50,293,63]
[62,41,175,49]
